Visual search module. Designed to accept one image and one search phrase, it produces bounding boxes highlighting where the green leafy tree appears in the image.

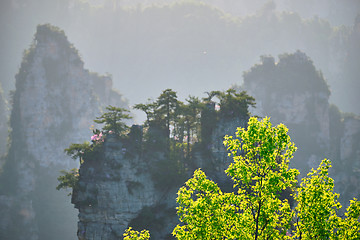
[172,117,360,240]
[94,105,132,136]
[224,117,298,239]
[338,199,360,239]
[199,88,255,153]
[58,141,102,193]
[134,89,181,152]
[212,88,256,119]
[56,168,79,195]
[173,117,299,239]
[156,89,180,139]
[123,227,150,240]
[64,142,92,164]
[173,169,233,239]
[293,158,360,240]
[133,101,157,125]
[184,96,203,142]
[294,159,341,239]
[177,96,203,158]
[58,106,128,194]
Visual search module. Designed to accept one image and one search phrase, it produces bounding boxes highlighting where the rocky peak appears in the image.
[0,24,127,240]
[71,93,252,239]
[74,134,160,239]
[243,51,360,206]
[244,51,331,153]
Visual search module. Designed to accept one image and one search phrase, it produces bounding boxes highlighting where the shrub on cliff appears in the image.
[55,168,79,196]
[57,105,132,193]
[94,105,132,136]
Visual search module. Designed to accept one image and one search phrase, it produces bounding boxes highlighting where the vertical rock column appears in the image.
[73,134,159,240]
[0,24,127,240]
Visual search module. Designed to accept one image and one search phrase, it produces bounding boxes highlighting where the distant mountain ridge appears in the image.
[1,1,359,118]
[243,51,360,206]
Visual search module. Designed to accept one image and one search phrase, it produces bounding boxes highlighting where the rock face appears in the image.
[0,84,8,159]
[73,127,187,240]
[73,110,249,239]
[243,51,360,205]
[74,134,160,240]
[0,24,127,240]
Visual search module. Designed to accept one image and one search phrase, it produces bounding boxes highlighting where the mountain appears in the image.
[1,1,359,119]
[0,24,128,240]
[243,51,360,205]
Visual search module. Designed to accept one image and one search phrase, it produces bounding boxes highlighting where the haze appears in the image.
[1,0,359,122]
[0,1,359,239]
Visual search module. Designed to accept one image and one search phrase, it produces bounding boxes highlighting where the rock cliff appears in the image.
[0,24,127,240]
[72,101,250,239]
[73,134,163,239]
[0,84,8,159]
[243,51,360,206]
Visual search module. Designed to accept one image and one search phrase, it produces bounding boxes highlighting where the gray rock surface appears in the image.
[0,24,127,240]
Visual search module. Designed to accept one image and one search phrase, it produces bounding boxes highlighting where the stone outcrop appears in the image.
[0,85,8,160]
[0,24,127,240]
[74,134,161,239]
[73,107,249,239]
[243,51,360,205]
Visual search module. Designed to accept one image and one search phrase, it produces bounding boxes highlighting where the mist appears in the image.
[1,0,359,119]
[0,0,359,239]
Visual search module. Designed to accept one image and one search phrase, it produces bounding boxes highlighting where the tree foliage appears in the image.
[134,88,255,154]
[58,105,131,193]
[294,159,341,239]
[156,89,179,134]
[94,105,132,136]
[132,88,255,191]
[338,199,360,239]
[133,101,157,125]
[173,117,299,239]
[123,227,150,240]
[176,96,204,158]
[212,88,256,119]
[55,168,79,195]
[64,142,92,164]
[293,158,360,239]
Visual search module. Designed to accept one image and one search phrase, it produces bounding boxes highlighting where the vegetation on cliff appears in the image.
[94,105,132,136]
[134,88,254,156]
[58,88,255,194]
[57,106,133,193]
[243,51,330,95]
